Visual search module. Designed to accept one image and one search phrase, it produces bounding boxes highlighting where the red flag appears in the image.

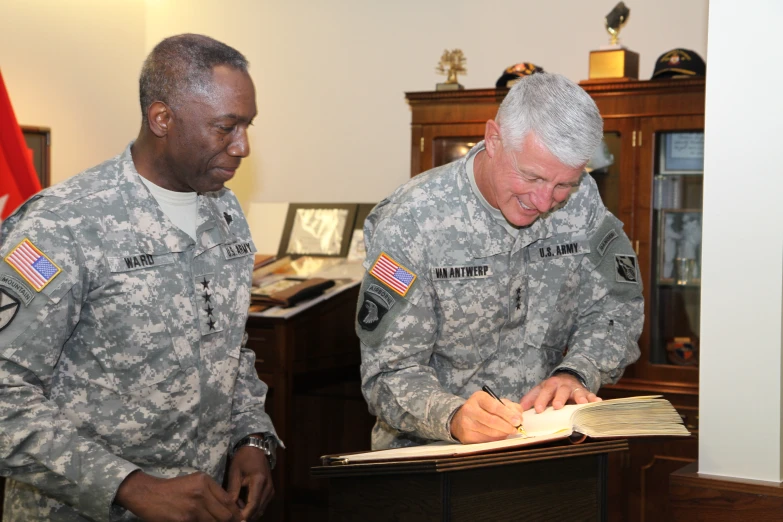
[0,69,41,222]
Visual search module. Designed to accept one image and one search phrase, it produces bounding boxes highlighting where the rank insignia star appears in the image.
[205,304,214,316]
[207,317,216,330]
[223,212,233,225]
[201,277,210,290]
[203,292,212,303]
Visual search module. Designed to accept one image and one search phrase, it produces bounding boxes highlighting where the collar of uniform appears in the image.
[115,143,198,254]
[194,193,236,255]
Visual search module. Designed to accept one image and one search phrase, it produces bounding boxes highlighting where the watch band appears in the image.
[553,368,589,390]
[232,435,277,469]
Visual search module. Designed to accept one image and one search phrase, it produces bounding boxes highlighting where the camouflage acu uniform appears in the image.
[358,142,643,449]
[0,145,279,521]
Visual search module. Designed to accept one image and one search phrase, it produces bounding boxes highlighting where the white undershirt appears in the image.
[138,175,198,240]
[466,145,519,236]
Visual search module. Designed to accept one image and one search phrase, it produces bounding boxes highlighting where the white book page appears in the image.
[521,404,582,436]
[336,430,572,463]
[521,396,665,436]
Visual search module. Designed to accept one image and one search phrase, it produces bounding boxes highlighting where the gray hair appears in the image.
[495,73,603,168]
[139,34,248,124]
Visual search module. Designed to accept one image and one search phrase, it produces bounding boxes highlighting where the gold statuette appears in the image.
[605,1,630,46]
[586,1,639,82]
[435,49,466,91]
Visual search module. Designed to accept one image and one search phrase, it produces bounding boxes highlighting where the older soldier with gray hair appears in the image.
[0,34,278,521]
[358,73,643,449]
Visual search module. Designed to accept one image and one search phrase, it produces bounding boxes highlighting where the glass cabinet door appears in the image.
[432,136,482,168]
[638,116,704,383]
[591,120,636,245]
[650,130,703,367]
[416,123,487,175]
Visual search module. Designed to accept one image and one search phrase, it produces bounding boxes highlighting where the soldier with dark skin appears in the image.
[0,35,277,522]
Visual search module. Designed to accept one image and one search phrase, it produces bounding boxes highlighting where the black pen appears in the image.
[482,385,528,437]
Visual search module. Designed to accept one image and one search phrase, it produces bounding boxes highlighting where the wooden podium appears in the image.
[312,439,628,521]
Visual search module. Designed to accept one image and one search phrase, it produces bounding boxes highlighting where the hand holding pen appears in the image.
[448,385,528,444]
[482,385,528,438]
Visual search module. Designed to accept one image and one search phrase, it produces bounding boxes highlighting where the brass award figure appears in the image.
[605,2,630,46]
[587,1,639,81]
[435,49,466,91]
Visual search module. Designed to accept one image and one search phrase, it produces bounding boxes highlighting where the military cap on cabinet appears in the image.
[495,63,545,88]
[651,48,706,79]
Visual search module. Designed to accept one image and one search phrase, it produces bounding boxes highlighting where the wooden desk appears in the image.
[313,439,628,521]
[246,283,376,521]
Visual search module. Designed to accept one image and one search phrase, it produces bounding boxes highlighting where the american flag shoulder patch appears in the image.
[4,238,62,292]
[369,252,417,297]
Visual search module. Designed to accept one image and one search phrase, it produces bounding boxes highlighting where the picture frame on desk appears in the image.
[659,132,704,175]
[276,203,358,259]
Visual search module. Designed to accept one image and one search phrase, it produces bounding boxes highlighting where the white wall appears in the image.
[2,0,708,211]
[0,0,146,185]
[144,0,709,210]
[699,0,783,482]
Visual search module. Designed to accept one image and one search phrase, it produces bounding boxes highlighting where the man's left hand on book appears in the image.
[521,374,602,414]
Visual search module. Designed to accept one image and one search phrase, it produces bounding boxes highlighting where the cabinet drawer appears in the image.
[246,326,280,372]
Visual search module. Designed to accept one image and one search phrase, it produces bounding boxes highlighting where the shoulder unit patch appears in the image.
[615,254,639,283]
[358,283,397,331]
[0,289,20,332]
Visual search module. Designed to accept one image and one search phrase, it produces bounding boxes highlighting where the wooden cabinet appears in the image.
[406,78,705,522]
[246,284,376,521]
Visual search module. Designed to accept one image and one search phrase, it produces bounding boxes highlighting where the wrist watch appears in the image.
[553,368,589,390]
[232,434,277,469]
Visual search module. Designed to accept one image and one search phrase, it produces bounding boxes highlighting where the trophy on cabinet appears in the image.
[435,49,466,91]
[587,2,639,82]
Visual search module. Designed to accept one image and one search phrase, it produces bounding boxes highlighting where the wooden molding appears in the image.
[640,456,695,522]
[670,461,783,521]
[602,378,699,396]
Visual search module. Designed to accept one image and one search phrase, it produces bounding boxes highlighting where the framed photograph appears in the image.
[659,132,704,175]
[277,203,358,258]
[251,277,304,298]
[658,209,702,284]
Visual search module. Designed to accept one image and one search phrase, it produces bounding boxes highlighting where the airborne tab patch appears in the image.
[4,238,61,292]
[596,229,619,257]
[369,253,416,297]
[358,284,397,331]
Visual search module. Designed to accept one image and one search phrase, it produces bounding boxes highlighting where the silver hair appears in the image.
[139,34,249,124]
[495,73,603,168]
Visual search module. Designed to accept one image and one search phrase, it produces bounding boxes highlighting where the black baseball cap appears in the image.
[496,63,545,88]
[651,49,706,79]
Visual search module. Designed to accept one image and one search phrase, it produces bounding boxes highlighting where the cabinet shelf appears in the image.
[658,281,701,288]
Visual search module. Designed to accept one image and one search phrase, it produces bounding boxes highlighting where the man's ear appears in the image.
[147,101,172,138]
[484,119,502,159]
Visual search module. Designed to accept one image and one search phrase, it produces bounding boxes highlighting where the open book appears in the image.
[327,396,689,464]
